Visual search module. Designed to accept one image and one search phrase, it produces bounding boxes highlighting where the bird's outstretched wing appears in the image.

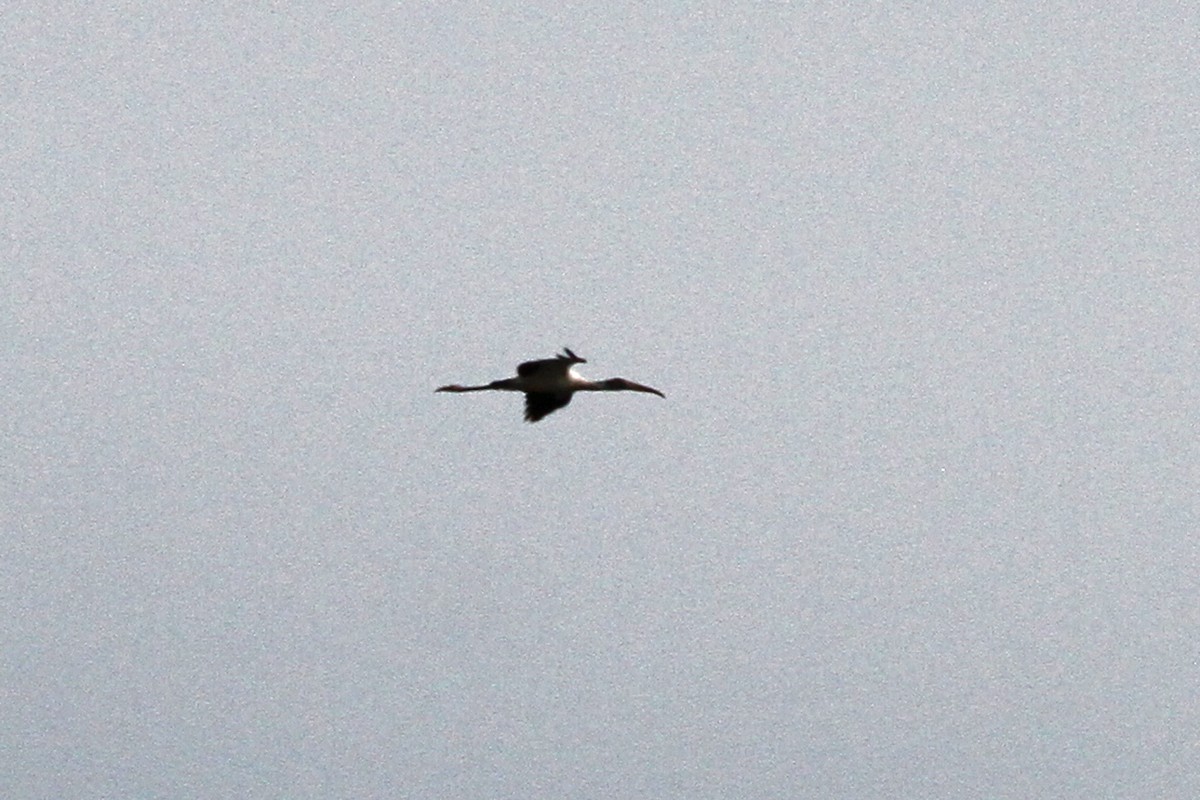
[524,392,572,422]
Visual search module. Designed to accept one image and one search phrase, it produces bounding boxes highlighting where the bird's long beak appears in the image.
[628,381,665,398]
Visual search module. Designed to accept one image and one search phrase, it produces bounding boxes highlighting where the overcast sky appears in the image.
[4,3,1198,798]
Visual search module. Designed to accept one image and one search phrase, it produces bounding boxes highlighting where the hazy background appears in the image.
[4,3,1197,798]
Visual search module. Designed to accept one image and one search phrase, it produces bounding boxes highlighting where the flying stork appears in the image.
[436,348,665,422]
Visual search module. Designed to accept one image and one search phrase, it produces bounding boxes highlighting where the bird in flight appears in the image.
[436,348,665,422]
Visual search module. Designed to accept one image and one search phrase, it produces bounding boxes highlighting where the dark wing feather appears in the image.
[517,358,560,377]
[524,392,572,422]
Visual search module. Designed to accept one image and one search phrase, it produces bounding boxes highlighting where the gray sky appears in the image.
[4,3,1198,798]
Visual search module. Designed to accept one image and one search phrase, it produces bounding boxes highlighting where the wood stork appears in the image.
[436,348,665,422]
